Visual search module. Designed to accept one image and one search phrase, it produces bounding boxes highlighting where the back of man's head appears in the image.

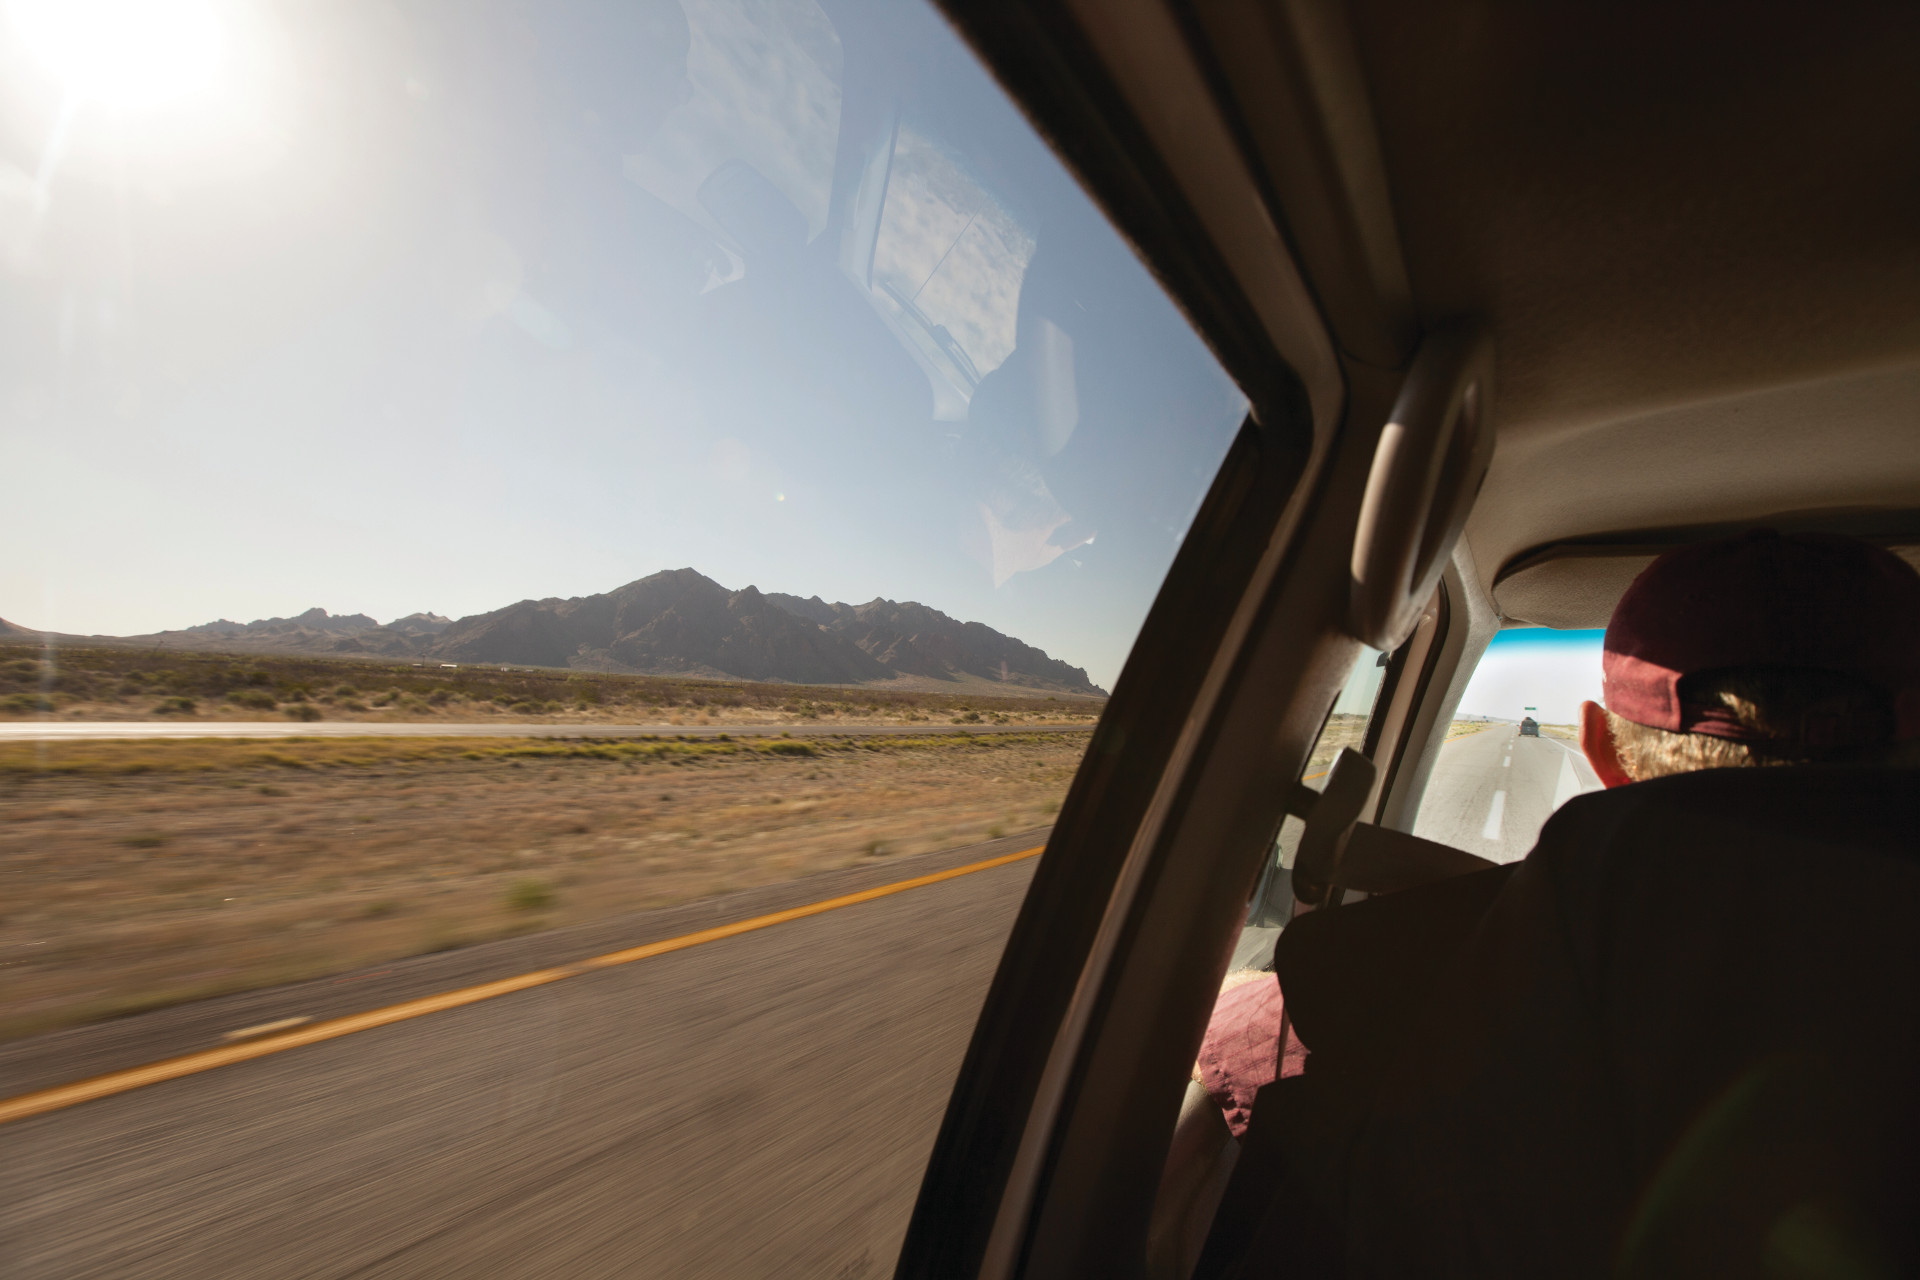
[1584,529,1920,783]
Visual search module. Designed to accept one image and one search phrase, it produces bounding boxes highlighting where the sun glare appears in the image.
[10,0,227,111]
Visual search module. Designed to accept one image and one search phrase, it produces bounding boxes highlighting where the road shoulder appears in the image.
[0,829,1048,1101]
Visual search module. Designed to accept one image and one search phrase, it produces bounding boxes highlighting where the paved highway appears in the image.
[0,836,1043,1279]
[1412,725,1602,863]
[0,720,1087,743]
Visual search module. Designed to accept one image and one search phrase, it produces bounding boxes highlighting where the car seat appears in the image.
[1201,765,1920,1279]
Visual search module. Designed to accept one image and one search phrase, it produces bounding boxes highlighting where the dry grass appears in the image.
[1298,716,1502,783]
[0,732,1086,1043]
[0,733,942,777]
[0,644,1105,728]
[1306,713,1370,776]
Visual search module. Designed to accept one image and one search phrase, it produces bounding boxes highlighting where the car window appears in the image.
[1411,627,1606,862]
[1232,646,1386,966]
[0,1,1247,1272]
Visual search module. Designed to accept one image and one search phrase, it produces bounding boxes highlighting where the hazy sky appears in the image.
[0,0,1246,689]
[1457,628,1605,725]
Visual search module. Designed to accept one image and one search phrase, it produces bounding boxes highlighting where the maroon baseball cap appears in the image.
[1602,529,1920,744]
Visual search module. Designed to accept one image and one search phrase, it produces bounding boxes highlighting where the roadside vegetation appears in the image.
[0,731,1086,1042]
[1307,712,1371,775]
[0,646,1104,726]
[1277,715,1507,783]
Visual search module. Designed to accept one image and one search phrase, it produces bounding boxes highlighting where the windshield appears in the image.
[0,1,1246,1273]
[1412,627,1606,861]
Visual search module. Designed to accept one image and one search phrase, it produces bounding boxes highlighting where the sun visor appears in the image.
[1496,541,1920,630]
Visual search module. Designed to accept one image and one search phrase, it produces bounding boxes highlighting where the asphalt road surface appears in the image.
[0,835,1044,1279]
[1412,725,1602,863]
[0,721,1087,743]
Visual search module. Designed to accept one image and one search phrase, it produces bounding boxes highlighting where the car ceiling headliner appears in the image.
[1305,1,1920,612]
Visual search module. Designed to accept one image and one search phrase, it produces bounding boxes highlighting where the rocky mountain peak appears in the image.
[59,571,1105,696]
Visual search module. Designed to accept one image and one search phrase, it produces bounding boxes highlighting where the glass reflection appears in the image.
[0,0,1245,700]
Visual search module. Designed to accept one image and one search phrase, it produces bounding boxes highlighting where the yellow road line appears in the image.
[0,844,1045,1128]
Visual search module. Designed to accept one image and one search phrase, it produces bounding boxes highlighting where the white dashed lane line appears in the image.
[1481,790,1507,840]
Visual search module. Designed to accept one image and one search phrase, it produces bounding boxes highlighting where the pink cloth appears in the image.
[1196,973,1307,1137]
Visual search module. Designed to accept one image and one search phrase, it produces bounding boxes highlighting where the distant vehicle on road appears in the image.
[1519,717,1540,737]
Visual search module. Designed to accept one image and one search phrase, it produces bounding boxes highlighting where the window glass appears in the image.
[1233,646,1386,965]
[1,0,1248,689]
[1411,627,1606,861]
[1166,644,1385,1248]
[0,0,1247,1270]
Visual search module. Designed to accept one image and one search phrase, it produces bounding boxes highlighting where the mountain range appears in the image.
[2,570,1105,696]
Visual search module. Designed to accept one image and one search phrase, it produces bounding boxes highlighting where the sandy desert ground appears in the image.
[0,731,1087,1042]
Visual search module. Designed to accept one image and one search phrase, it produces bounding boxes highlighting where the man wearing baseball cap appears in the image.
[1581,529,1920,787]
[1205,530,1920,1278]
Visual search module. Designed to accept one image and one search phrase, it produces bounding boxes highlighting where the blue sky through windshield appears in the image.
[1458,628,1605,724]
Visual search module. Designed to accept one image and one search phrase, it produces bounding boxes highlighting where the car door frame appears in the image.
[890,1,1481,1274]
